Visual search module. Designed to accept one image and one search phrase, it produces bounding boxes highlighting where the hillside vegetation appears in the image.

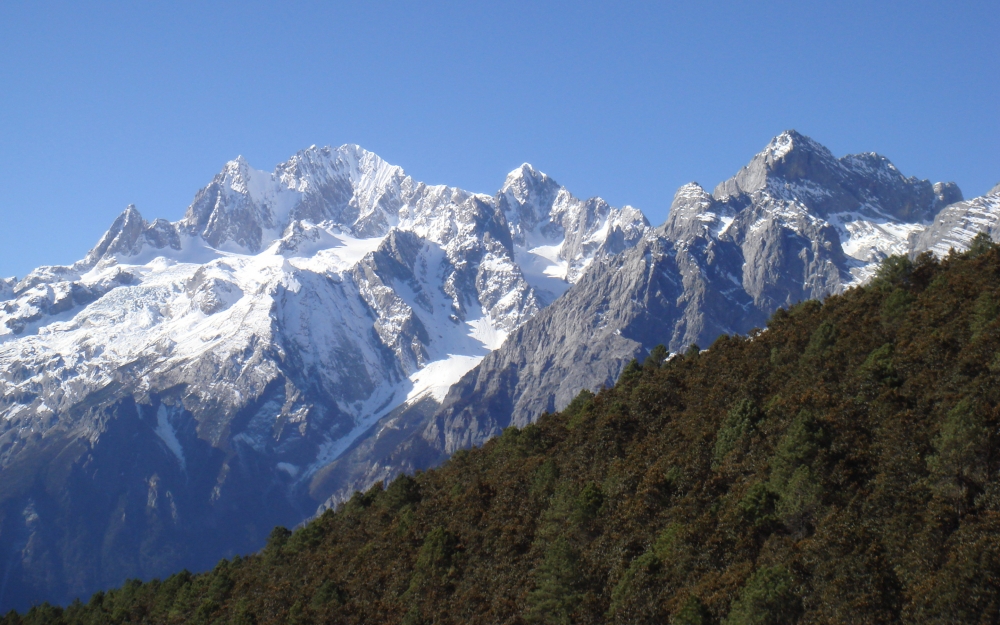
[9,236,1000,624]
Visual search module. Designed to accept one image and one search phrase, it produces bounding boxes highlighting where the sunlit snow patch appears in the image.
[405,354,484,403]
[515,243,570,302]
[714,215,735,237]
[281,224,386,273]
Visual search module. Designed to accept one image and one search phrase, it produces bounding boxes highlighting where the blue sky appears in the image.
[0,1,997,278]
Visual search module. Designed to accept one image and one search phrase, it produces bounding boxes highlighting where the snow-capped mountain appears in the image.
[0,133,995,611]
[499,164,648,304]
[0,145,648,611]
[314,131,999,511]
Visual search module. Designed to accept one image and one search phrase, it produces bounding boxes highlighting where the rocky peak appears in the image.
[761,129,838,167]
[276,144,408,236]
[501,163,556,201]
[933,181,964,208]
[221,155,254,193]
[596,205,651,257]
[498,163,562,238]
[0,277,14,302]
[178,156,279,252]
[85,204,149,264]
[177,145,413,251]
[839,152,961,222]
[713,131,954,223]
[660,182,732,241]
[85,205,183,266]
[989,182,1000,197]
[713,130,840,201]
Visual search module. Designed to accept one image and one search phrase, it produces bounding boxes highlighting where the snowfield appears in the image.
[0,145,647,493]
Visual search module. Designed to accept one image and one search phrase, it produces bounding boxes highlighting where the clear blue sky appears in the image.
[1,1,997,278]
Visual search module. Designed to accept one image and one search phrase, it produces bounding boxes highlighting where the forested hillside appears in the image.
[9,236,1000,624]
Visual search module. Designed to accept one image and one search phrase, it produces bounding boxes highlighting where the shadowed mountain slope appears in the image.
[0,132,996,611]
[12,239,1000,624]
[314,131,999,508]
[0,147,647,612]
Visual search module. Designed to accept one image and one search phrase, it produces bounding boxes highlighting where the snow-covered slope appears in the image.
[498,164,648,304]
[312,131,999,515]
[0,147,644,439]
[0,135,994,611]
[913,183,1000,256]
[0,145,648,611]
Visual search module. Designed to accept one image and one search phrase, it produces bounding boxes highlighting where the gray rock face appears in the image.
[713,130,948,222]
[0,145,647,611]
[913,184,1000,256]
[85,205,182,265]
[181,157,272,251]
[934,181,964,207]
[499,164,563,238]
[434,237,694,435]
[498,164,650,304]
[314,131,998,513]
[0,132,993,611]
[0,278,15,302]
[178,146,412,252]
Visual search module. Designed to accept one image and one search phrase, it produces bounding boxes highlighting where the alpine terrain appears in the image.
[12,229,1000,625]
[320,131,998,507]
[0,145,647,611]
[0,131,996,610]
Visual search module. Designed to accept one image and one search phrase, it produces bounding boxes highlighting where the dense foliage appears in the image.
[9,238,1000,624]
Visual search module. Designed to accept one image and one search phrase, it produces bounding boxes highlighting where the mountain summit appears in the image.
[0,133,994,610]
[0,145,646,611]
[320,132,995,513]
[22,234,1000,625]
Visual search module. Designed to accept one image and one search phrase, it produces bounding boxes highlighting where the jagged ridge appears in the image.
[0,145,647,612]
[14,239,1000,624]
[321,131,998,512]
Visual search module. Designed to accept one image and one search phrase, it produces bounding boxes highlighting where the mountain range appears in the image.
[11,231,1000,624]
[0,131,996,610]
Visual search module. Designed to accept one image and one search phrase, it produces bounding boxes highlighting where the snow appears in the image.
[7,134,999,521]
[467,315,508,350]
[848,222,922,259]
[822,209,934,285]
[406,354,484,403]
[770,132,796,159]
[0,143,653,492]
[277,462,299,477]
[237,159,301,228]
[530,244,568,278]
[108,232,225,268]
[916,195,1000,258]
[714,215,735,237]
[154,405,186,470]
[283,226,386,273]
[515,242,571,301]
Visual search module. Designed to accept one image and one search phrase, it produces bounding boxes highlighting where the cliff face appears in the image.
[26,240,1000,625]
[0,145,646,611]
[0,132,993,611]
[316,131,995,512]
